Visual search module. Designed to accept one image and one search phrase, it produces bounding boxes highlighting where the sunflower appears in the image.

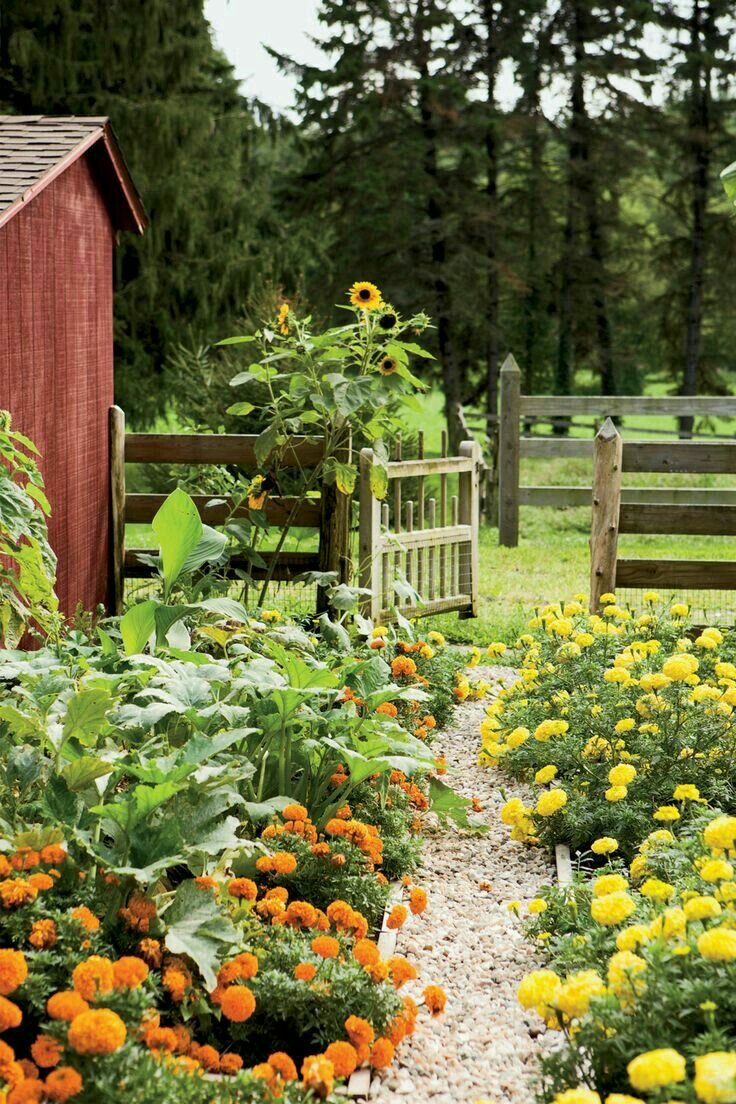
[379,356,398,376]
[349,281,382,310]
[378,307,398,330]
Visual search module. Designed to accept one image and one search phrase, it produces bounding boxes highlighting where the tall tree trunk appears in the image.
[482,0,500,439]
[582,146,616,396]
[522,53,543,430]
[679,0,712,438]
[416,1,463,451]
[556,5,586,431]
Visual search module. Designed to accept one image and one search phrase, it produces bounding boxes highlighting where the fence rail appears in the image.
[109,406,348,615]
[359,437,481,622]
[590,419,736,607]
[496,355,736,546]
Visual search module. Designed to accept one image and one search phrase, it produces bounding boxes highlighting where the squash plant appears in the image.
[218,285,433,604]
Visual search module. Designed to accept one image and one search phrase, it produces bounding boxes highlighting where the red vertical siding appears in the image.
[0,155,114,620]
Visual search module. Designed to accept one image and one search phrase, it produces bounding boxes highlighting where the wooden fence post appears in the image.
[109,405,126,615]
[498,354,521,547]
[359,448,382,620]
[458,439,481,618]
[590,417,623,610]
[317,429,353,613]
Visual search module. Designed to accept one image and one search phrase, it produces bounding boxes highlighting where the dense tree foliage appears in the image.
[1,1,734,435]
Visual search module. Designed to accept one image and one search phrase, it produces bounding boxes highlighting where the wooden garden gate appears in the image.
[359,438,482,622]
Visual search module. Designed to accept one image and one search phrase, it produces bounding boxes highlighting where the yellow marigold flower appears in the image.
[591,837,618,855]
[701,859,734,883]
[670,603,689,618]
[616,924,650,952]
[704,817,736,851]
[591,891,636,926]
[534,719,569,742]
[662,654,697,680]
[614,718,636,734]
[535,789,568,817]
[507,727,530,748]
[640,878,675,902]
[653,805,680,822]
[535,765,557,785]
[554,1090,601,1104]
[628,1049,686,1092]
[501,798,530,826]
[427,631,445,645]
[349,281,382,310]
[698,927,736,961]
[67,1008,127,1055]
[517,969,561,1013]
[594,873,629,897]
[685,896,722,921]
[604,667,631,684]
[694,1052,736,1103]
[555,970,606,1019]
[487,642,506,657]
[608,764,636,787]
[608,950,647,1003]
[527,898,547,914]
[606,1097,645,1104]
[673,783,700,801]
[605,786,628,802]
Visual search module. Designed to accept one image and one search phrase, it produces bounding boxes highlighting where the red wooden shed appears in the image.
[0,116,146,620]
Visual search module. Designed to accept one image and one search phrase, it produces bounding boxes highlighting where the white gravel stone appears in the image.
[364,666,554,1104]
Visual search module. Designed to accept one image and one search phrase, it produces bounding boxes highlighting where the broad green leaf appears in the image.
[226,401,255,417]
[722,161,736,205]
[254,423,280,467]
[429,776,476,828]
[180,525,227,576]
[62,688,112,747]
[370,463,389,500]
[163,880,237,989]
[215,335,257,345]
[152,488,203,594]
[61,756,111,792]
[198,597,249,622]
[90,781,183,833]
[120,601,158,656]
[0,704,40,740]
[335,461,356,495]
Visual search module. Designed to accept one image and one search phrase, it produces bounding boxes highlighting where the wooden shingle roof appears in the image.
[0,115,147,233]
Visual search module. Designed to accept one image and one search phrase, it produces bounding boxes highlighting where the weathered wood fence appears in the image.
[109,406,350,614]
[590,418,736,608]
[488,355,736,547]
[359,434,482,622]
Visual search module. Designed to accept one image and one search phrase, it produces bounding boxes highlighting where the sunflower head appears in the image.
[378,308,398,331]
[379,356,398,376]
[349,281,382,311]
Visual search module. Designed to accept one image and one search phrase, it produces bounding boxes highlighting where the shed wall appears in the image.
[0,155,114,619]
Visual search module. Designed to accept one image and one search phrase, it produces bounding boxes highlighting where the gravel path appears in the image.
[367,666,554,1104]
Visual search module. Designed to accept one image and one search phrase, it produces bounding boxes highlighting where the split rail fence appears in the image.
[109,406,349,615]
[590,418,736,609]
[359,435,482,622]
[490,355,736,547]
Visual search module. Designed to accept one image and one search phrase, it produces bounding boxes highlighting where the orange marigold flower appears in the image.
[143,1027,177,1054]
[324,1041,358,1078]
[7,1081,45,1104]
[330,770,348,787]
[29,920,57,950]
[391,656,417,678]
[30,1035,62,1068]
[370,1037,395,1070]
[269,1052,297,1082]
[409,887,427,915]
[11,849,39,871]
[423,715,436,728]
[70,906,100,932]
[284,901,317,929]
[162,966,189,1003]
[67,1008,126,1055]
[0,879,37,909]
[137,939,162,968]
[18,1058,38,1079]
[252,1062,275,1083]
[27,873,53,892]
[190,1044,219,1071]
[311,843,331,858]
[375,702,398,718]
[0,950,27,996]
[219,985,256,1022]
[45,1066,83,1102]
[72,956,114,1001]
[170,1024,190,1054]
[194,876,218,893]
[423,985,447,1016]
[227,878,257,901]
[232,952,259,980]
[282,803,308,821]
[0,1041,14,1063]
[39,845,66,866]
[345,1015,374,1048]
[256,851,298,876]
[367,959,390,983]
[0,996,22,1031]
[388,955,417,987]
[112,956,149,990]
[0,857,10,878]
[387,905,408,930]
[46,991,89,1022]
[220,1053,244,1075]
[294,963,317,982]
[311,935,339,959]
[0,1058,24,1091]
[118,892,156,933]
[353,939,380,967]
[301,1054,334,1098]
